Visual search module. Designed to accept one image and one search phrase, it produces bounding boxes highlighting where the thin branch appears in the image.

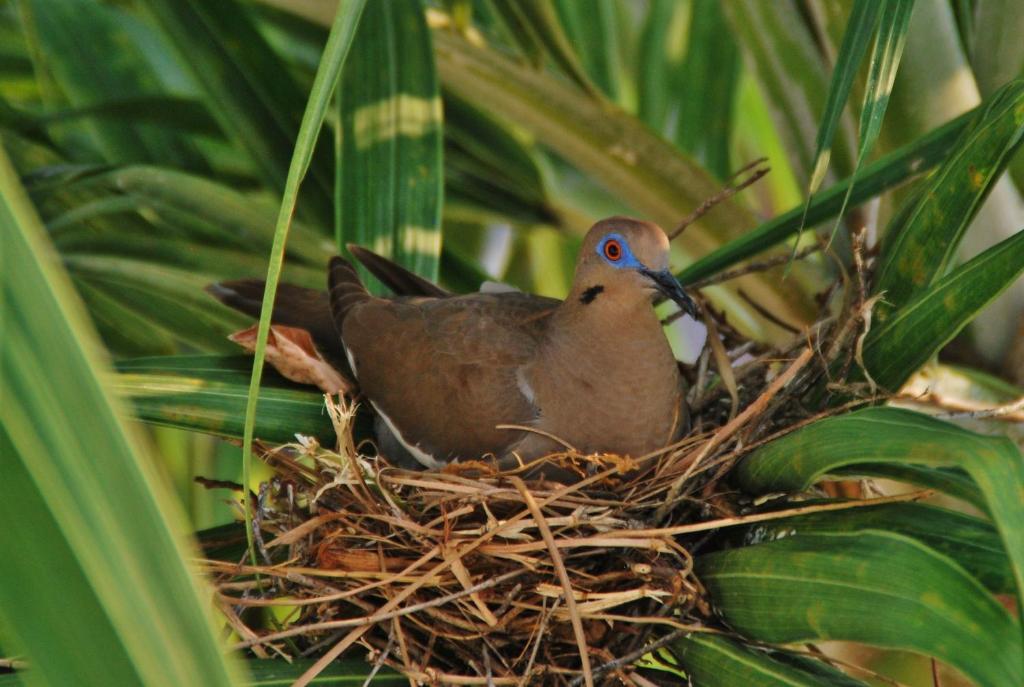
[569,630,687,686]
[668,160,770,240]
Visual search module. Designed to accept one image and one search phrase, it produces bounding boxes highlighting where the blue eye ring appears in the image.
[597,233,641,269]
[603,238,622,261]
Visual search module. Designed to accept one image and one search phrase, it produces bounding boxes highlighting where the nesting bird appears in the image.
[211,217,696,469]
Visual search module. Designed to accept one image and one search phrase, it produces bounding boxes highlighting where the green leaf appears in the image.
[679,107,973,284]
[736,407,1024,619]
[75,278,177,356]
[144,0,336,225]
[65,255,249,351]
[804,1,882,197]
[337,0,443,283]
[3,95,222,138]
[856,1,914,165]
[114,356,336,444]
[971,0,1024,99]
[433,27,751,239]
[635,0,685,135]
[696,531,1022,687]
[443,93,552,224]
[488,0,595,95]
[62,165,333,267]
[727,501,1013,595]
[830,463,984,512]
[666,634,867,686]
[822,0,914,245]
[240,0,366,568]
[862,227,1024,389]
[0,142,238,685]
[674,0,739,180]
[0,659,406,687]
[873,80,1024,318]
[724,0,854,187]
[19,0,207,170]
[553,0,623,102]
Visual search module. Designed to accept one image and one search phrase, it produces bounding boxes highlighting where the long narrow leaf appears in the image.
[489,0,594,94]
[679,107,973,283]
[724,0,855,187]
[873,79,1024,317]
[634,0,684,135]
[856,1,915,164]
[19,0,206,169]
[726,501,1013,595]
[696,531,1021,687]
[244,659,404,685]
[553,0,623,102]
[823,0,914,245]
[0,659,405,687]
[337,0,443,282]
[145,0,336,225]
[72,166,333,267]
[674,0,739,180]
[0,144,238,685]
[736,407,1024,618]
[115,356,335,444]
[804,0,882,198]
[667,635,867,686]
[239,0,366,567]
[863,227,1024,390]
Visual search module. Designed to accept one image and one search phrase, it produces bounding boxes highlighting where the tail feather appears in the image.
[347,244,449,298]
[328,257,373,331]
[206,280,344,362]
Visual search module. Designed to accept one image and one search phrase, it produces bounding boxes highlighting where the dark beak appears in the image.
[641,267,698,319]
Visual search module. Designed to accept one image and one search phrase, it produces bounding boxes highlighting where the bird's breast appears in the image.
[525,320,684,458]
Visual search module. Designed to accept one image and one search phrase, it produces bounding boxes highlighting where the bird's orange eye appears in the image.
[603,239,622,261]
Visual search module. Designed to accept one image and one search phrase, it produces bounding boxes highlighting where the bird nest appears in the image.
[200,290,880,686]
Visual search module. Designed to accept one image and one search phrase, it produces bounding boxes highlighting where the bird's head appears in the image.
[573,217,697,318]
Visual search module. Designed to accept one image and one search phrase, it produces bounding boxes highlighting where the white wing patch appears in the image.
[479,281,522,294]
[515,367,536,405]
[342,341,443,469]
[371,401,445,469]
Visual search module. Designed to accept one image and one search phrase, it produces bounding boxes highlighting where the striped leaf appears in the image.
[674,0,740,180]
[19,0,207,170]
[804,0,883,198]
[115,356,336,445]
[337,0,443,286]
[823,0,914,243]
[553,0,624,102]
[488,0,594,94]
[145,0,336,225]
[724,0,855,187]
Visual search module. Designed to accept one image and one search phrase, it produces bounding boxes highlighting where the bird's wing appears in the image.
[339,292,557,464]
